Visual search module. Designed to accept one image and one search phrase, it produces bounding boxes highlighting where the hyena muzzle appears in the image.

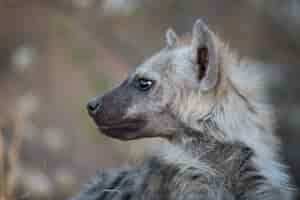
[72,19,294,200]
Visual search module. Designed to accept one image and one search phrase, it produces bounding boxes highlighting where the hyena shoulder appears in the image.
[71,142,283,200]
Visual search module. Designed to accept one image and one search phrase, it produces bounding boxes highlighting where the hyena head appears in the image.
[87,19,273,147]
[87,19,222,140]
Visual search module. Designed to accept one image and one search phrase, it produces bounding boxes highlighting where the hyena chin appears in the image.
[81,19,294,199]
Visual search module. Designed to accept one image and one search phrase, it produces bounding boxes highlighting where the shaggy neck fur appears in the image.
[215,45,290,192]
[159,40,292,197]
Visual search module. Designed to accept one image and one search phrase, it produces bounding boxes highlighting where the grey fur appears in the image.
[72,19,294,200]
[71,129,291,200]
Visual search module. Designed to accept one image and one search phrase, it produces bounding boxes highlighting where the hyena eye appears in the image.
[135,78,154,91]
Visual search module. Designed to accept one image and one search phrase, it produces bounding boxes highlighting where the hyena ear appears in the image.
[191,19,219,92]
[165,28,178,49]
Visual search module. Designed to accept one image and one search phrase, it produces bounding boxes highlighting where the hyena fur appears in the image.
[71,19,294,200]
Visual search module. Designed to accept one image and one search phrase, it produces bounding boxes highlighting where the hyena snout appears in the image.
[87,96,102,116]
[86,82,149,140]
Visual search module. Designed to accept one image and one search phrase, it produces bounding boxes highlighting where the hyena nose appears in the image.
[87,97,101,116]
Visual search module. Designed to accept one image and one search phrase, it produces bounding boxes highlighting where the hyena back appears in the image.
[72,19,294,200]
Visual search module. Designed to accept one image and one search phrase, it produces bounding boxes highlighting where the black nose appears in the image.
[87,97,101,115]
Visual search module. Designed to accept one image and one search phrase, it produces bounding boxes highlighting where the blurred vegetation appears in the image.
[0,0,299,199]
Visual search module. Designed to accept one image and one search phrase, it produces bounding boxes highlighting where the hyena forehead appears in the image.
[134,46,195,81]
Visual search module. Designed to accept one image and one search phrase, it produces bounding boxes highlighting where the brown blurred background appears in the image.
[0,0,299,199]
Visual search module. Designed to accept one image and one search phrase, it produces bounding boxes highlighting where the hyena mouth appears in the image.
[96,119,146,139]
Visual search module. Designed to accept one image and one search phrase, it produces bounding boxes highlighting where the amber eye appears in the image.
[135,78,154,91]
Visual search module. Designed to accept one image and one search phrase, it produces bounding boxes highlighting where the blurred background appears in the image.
[0,0,299,199]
